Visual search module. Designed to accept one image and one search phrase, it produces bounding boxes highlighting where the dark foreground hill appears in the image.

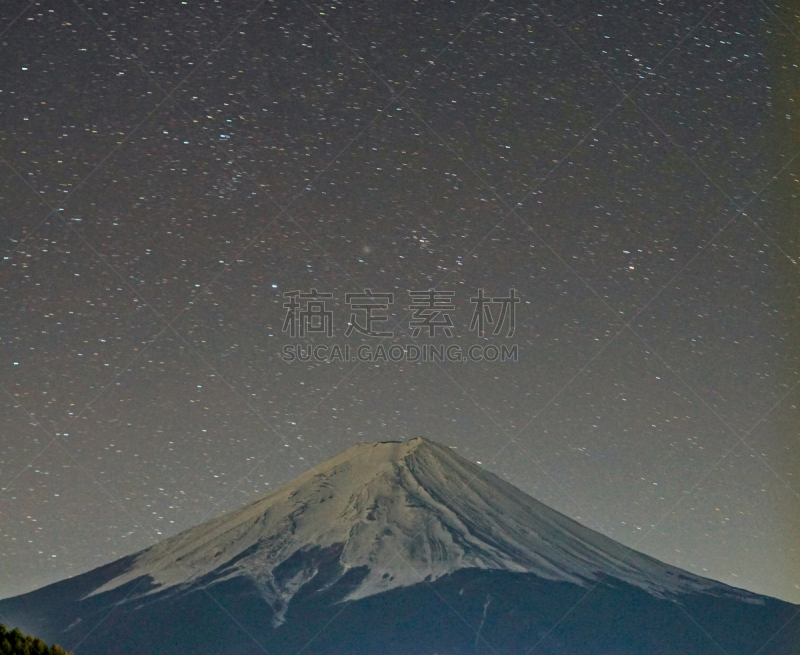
[0,623,72,655]
[1,437,798,654]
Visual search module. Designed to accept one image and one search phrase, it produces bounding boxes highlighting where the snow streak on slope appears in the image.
[88,438,756,624]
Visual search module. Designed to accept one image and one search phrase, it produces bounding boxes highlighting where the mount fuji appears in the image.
[1,437,798,654]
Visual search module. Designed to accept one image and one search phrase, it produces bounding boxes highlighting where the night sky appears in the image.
[1,0,799,608]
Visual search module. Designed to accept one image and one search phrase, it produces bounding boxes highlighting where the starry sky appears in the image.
[1,0,799,607]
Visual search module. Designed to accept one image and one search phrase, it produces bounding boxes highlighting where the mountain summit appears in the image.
[2,437,797,655]
[85,436,741,623]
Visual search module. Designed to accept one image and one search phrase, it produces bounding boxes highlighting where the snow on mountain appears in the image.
[87,437,754,625]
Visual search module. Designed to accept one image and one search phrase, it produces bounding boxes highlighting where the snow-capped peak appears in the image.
[88,437,751,625]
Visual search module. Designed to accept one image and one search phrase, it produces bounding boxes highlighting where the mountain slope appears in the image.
[1,437,797,655]
[84,437,750,617]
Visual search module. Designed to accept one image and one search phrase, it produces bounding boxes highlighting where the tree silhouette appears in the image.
[0,624,73,655]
